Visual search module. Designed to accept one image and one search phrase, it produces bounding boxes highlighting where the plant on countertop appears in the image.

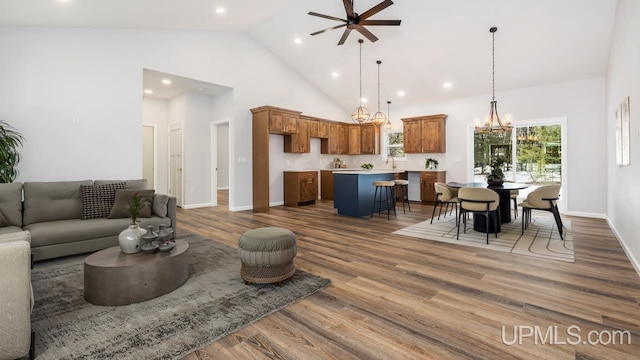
[361,163,374,169]
[127,195,144,225]
[0,120,25,183]
[425,158,439,169]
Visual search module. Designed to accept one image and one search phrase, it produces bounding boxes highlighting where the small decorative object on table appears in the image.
[425,158,439,170]
[487,156,507,186]
[140,226,159,254]
[361,163,374,170]
[118,195,146,254]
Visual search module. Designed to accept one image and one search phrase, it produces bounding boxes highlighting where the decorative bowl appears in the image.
[158,241,176,253]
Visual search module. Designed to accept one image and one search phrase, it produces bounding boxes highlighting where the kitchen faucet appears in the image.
[386,156,396,169]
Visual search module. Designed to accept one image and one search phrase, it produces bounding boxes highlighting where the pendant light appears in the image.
[371,60,387,127]
[385,100,392,131]
[351,39,370,124]
[474,27,513,133]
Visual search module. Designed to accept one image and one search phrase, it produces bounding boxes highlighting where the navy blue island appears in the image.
[333,170,402,217]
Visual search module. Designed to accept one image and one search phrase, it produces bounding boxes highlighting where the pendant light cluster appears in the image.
[351,39,390,127]
[474,26,513,133]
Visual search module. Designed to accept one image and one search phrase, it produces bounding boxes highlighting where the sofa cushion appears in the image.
[25,217,171,248]
[108,189,155,219]
[23,180,93,226]
[94,179,148,190]
[0,226,26,237]
[152,194,169,217]
[80,182,126,220]
[0,211,8,227]
[0,182,23,227]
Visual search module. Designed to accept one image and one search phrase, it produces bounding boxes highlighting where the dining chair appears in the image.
[510,189,519,219]
[431,182,459,224]
[518,184,564,240]
[457,187,500,244]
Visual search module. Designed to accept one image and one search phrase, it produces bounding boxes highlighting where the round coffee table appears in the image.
[84,240,189,306]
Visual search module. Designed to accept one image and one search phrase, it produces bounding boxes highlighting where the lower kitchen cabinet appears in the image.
[420,171,446,203]
[284,171,318,206]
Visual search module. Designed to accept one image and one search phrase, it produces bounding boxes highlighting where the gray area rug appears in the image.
[394,215,574,262]
[30,232,331,360]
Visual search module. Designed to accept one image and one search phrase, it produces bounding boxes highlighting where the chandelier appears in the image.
[351,39,370,124]
[371,60,387,127]
[474,26,513,133]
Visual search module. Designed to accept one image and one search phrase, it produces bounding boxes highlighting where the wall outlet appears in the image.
[238,157,247,163]
[72,114,80,123]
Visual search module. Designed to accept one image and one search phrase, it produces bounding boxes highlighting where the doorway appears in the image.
[142,125,156,189]
[211,122,230,209]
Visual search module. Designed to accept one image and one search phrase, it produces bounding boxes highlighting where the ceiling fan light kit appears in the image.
[309,0,401,45]
[475,26,513,134]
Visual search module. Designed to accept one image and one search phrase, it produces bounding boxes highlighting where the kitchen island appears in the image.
[333,170,404,217]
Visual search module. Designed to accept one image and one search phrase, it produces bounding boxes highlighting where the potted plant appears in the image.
[118,195,146,254]
[0,121,25,183]
[425,158,439,170]
[487,156,507,186]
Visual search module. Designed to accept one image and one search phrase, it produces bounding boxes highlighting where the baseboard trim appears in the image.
[182,203,212,210]
[230,205,252,212]
[563,210,606,219]
[270,201,284,207]
[606,217,640,278]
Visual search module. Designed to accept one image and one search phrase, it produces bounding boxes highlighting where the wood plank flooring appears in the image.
[178,191,640,359]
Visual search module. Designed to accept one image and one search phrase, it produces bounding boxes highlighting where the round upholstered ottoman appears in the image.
[238,227,297,285]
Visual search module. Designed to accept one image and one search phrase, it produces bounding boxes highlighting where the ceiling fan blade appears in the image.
[308,12,348,23]
[360,19,401,26]
[343,0,355,18]
[310,23,347,36]
[351,24,379,43]
[358,0,394,21]
[337,27,352,45]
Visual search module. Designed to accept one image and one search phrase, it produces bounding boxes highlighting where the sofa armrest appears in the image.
[167,196,177,238]
[0,230,31,245]
[0,239,32,359]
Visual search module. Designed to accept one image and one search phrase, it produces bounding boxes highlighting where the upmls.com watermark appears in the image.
[501,325,632,346]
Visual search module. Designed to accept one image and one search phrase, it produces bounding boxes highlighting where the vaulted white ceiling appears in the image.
[0,0,618,110]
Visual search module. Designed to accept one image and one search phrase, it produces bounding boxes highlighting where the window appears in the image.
[385,131,405,159]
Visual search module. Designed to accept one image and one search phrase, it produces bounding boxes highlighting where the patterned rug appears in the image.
[30,232,330,360]
[394,215,574,263]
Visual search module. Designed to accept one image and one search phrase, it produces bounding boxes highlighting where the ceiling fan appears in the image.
[308,0,401,45]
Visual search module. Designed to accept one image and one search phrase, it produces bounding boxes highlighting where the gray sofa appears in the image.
[0,179,176,261]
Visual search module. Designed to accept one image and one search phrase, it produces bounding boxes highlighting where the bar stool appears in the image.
[371,181,396,219]
[393,179,411,214]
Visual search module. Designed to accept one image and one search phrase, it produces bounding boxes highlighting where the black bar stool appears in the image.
[393,179,411,213]
[371,181,397,219]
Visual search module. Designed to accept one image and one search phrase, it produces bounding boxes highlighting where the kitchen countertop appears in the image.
[333,170,406,175]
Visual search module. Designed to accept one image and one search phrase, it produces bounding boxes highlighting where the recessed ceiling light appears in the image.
[144,89,153,94]
[294,38,302,45]
[361,98,368,103]
[331,72,339,78]
[55,0,71,4]
[397,90,405,97]
[161,79,172,85]
[215,8,225,14]
[443,82,452,88]
[197,87,206,91]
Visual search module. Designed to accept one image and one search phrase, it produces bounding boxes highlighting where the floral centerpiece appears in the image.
[487,156,507,185]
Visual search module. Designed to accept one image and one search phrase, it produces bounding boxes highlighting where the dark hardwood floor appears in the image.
[179,190,640,359]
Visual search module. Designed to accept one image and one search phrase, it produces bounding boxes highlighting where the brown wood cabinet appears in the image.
[284,171,318,206]
[320,170,334,200]
[321,123,347,154]
[309,116,329,139]
[348,125,361,155]
[420,171,446,203]
[284,117,310,153]
[361,123,379,154]
[402,114,447,153]
[269,110,299,134]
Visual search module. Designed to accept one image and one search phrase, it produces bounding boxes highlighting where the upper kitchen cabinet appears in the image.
[284,116,310,153]
[401,114,447,153]
[347,124,362,155]
[251,105,301,135]
[308,116,329,139]
[361,123,379,155]
[321,122,347,154]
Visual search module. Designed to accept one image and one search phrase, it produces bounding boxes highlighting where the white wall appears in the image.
[143,98,169,193]
[385,77,607,217]
[606,0,640,273]
[183,92,212,208]
[0,27,347,210]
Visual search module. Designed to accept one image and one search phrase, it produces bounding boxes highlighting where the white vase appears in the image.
[118,224,146,254]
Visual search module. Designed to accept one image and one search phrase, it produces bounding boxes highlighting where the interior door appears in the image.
[169,125,183,207]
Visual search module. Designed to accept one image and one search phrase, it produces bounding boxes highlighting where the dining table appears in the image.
[447,181,530,233]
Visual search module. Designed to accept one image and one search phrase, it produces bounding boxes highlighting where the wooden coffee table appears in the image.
[84,240,189,306]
